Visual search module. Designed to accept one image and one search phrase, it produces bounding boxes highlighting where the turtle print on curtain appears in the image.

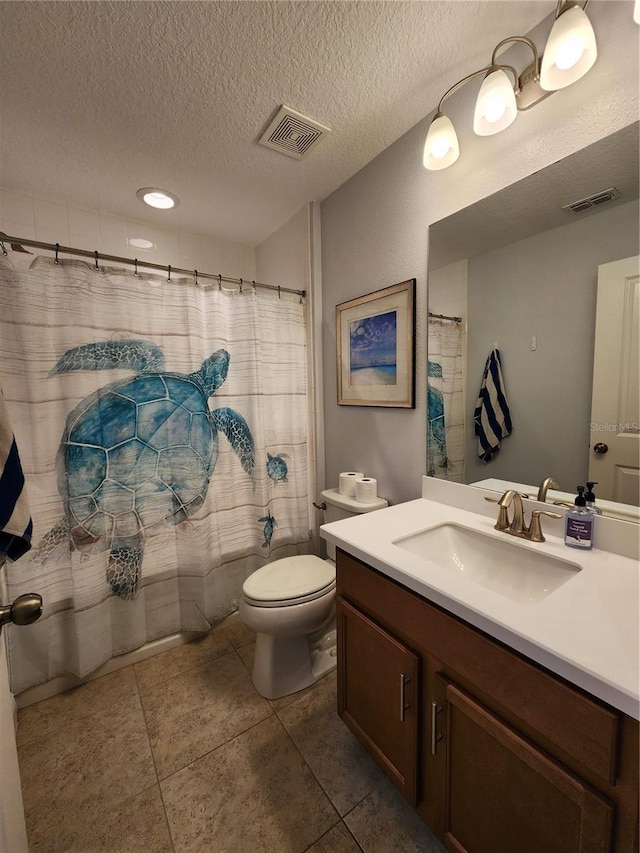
[0,249,311,694]
[427,321,465,482]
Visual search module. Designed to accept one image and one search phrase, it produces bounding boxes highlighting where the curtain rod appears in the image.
[428,311,462,323]
[0,234,306,299]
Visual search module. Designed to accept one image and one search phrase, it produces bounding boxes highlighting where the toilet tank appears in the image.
[320,488,388,561]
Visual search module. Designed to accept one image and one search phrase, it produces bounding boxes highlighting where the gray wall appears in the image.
[320,2,639,506]
[465,199,639,490]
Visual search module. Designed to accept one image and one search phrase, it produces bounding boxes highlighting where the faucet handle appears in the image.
[528,510,563,542]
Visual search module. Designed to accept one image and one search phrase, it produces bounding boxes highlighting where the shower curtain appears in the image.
[427,321,465,482]
[0,248,312,694]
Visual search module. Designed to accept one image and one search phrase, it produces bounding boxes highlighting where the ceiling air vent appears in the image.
[258,105,331,160]
[562,187,622,214]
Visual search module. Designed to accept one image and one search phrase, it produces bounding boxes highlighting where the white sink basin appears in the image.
[392,523,581,604]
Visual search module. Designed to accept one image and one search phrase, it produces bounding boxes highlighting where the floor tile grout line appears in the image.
[135,644,248,715]
[156,776,178,853]
[15,664,140,749]
[133,665,176,853]
[133,662,162,787]
[154,704,277,784]
[271,676,369,806]
[136,639,273,782]
[268,712,346,849]
[134,639,237,694]
[273,678,393,833]
[131,615,255,693]
[15,675,145,763]
[16,629,252,748]
[271,708,342,825]
[18,695,169,850]
[301,817,365,853]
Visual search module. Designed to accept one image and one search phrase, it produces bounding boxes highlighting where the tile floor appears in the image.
[16,618,446,853]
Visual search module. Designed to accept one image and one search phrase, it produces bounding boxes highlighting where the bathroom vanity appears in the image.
[322,482,639,853]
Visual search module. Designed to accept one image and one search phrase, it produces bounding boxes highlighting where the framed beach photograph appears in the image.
[336,279,416,407]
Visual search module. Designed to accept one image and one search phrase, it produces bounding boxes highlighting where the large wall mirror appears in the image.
[427,121,639,521]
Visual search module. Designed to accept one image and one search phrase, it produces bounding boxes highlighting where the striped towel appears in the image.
[0,390,33,560]
[473,348,512,462]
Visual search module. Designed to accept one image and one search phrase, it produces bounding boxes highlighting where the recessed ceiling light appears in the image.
[128,237,154,250]
[136,187,179,210]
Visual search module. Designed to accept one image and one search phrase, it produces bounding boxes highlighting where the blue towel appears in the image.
[0,390,33,560]
[473,348,512,462]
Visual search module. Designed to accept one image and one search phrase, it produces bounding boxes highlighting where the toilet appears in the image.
[240,487,388,699]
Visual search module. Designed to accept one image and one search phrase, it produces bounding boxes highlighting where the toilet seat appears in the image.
[243,555,335,608]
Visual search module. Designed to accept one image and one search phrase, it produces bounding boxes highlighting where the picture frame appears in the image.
[336,278,416,408]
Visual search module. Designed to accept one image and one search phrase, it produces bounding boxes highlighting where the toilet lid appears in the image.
[243,555,335,604]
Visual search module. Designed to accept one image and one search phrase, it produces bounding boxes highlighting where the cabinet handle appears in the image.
[399,673,410,722]
[431,701,443,755]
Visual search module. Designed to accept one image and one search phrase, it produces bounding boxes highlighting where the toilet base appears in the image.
[251,625,337,700]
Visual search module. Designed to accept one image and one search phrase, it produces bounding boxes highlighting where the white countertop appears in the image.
[321,490,640,720]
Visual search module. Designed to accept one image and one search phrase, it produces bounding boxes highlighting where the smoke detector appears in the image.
[562,187,622,214]
[258,105,331,160]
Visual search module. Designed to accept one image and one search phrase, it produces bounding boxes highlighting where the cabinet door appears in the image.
[432,676,614,853]
[337,596,419,805]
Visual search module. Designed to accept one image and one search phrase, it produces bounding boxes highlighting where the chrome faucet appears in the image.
[537,477,559,502]
[486,490,561,542]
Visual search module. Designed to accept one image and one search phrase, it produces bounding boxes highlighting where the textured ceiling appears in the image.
[0,1,550,246]
[429,122,640,269]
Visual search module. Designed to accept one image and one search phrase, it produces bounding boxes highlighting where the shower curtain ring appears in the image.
[0,240,6,256]
[194,269,198,286]
[94,250,99,270]
[134,258,138,277]
[240,278,243,294]
[54,243,59,264]
[167,265,171,282]
[218,275,222,291]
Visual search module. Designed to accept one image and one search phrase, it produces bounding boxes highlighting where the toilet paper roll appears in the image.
[339,472,365,497]
[355,477,378,504]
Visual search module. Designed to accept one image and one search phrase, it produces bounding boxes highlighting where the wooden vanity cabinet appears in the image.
[336,548,639,853]
[336,597,419,804]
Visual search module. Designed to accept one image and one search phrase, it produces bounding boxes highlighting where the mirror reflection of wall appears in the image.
[427,122,640,512]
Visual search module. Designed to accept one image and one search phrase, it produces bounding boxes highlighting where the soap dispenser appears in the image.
[564,486,594,550]
[585,482,603,515]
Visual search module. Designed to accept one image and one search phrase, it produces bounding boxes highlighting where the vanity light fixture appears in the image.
[136,187,180,210]
[423,0,598,171]
[540,2,597,90]
[634,0,640,24]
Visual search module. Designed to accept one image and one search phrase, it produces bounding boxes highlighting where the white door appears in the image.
[589,256,640,504]
[0,629,28,853]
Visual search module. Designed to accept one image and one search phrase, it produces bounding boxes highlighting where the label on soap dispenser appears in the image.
[565,516,593,549]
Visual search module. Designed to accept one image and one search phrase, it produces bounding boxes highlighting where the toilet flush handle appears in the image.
[312,501,327,511]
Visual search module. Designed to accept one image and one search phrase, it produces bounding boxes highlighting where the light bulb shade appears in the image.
[540,4,597,91]
[473,69,518,136]
[423,113,459,171]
